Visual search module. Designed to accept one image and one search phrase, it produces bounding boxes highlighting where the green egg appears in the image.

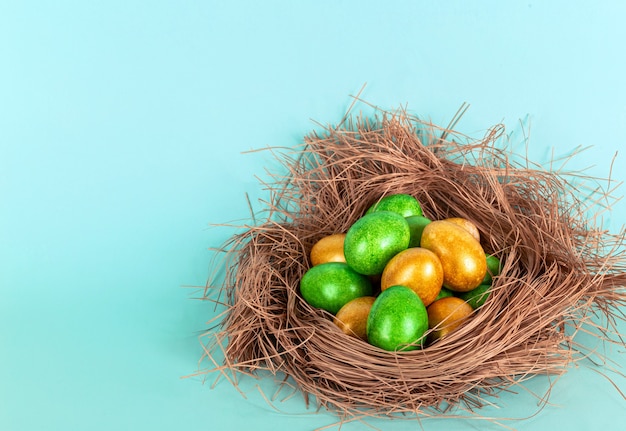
[405,215,432,247]
[344,211,410,275]
[457,284,491,309]
[482,254,502,285]
[366,285,428,351]
[299,262,373,314]
[366,193,423,217]
[434,286,454,301]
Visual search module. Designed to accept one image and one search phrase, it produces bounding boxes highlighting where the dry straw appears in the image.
[196,102,626,423]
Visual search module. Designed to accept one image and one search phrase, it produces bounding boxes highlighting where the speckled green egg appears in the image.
[406,215,432,247]
[366,285,428,351]
[344,211,410,276]
[366,193,423,217]
[457,284,491,309]
[299,262,373,314]
[434,286,454,301]
[482,254,502,285]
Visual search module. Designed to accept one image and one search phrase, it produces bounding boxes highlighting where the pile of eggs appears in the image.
[300,194,501,351]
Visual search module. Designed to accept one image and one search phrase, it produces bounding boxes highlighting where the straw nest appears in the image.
[198,104,626,421]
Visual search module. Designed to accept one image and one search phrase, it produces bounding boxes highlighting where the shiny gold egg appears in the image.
[443,217,480,242]
[380,247,443,307]
[420,220,487,292]
[427,296,474,342]
[333,296,376,341]
[310,233,347,266]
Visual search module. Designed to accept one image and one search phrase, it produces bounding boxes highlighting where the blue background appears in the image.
[1,1,625,430]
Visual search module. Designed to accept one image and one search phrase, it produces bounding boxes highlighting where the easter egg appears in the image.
[457,284,491,309]
[482,254,502,285]
[344,211,410,276]
[427,296,474,342]
[443,217,480,242]
[366,193,423,217]
[420,220,487,292]
[366,285,428,351]
[300,262,373,314]
[434,286,454,301]
[380,247,443,307]
[406,215,432,247]
[333,296,376,341]
[310,233,347,266]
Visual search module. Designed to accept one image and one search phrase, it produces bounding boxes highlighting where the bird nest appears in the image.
[197,104,626,424]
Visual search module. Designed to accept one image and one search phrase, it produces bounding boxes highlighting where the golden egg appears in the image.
[420,220,487,292]
[310,233,347,266]
[380,247,443,307]
[333,296,376,341]
[427,296,474,342]
[443,217,480,242]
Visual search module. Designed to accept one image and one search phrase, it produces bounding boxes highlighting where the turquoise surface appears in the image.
[1,1,625,430]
